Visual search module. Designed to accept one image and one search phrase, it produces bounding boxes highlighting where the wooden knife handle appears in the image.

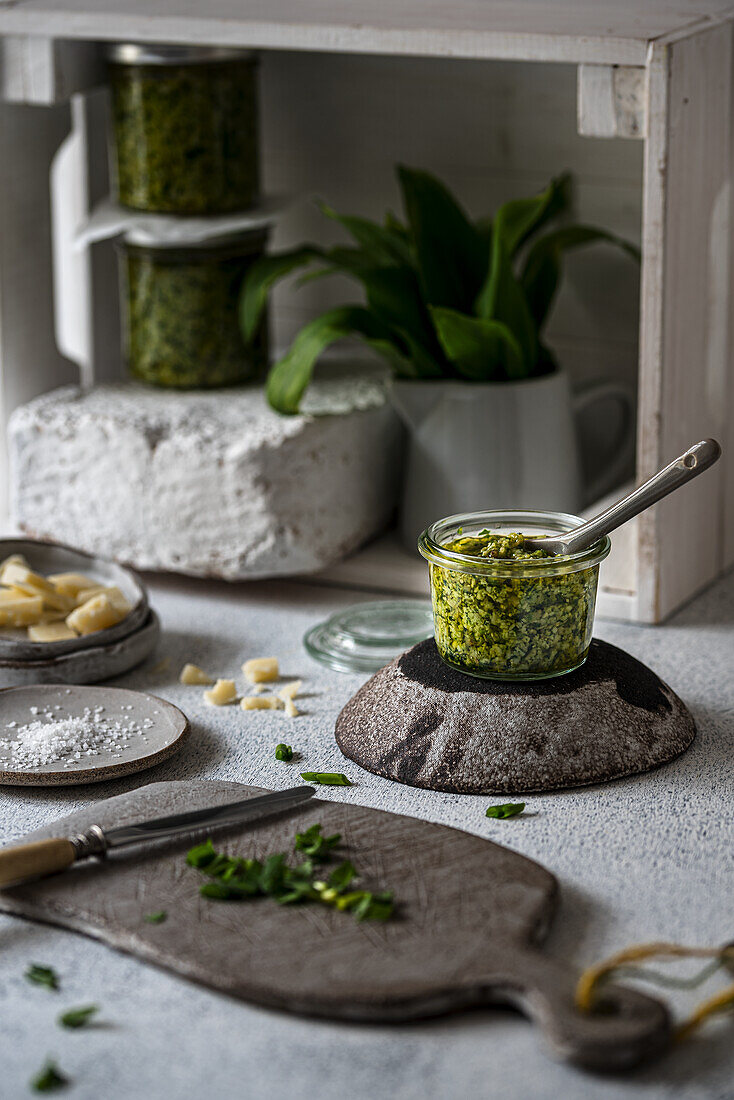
[0,838,76,887]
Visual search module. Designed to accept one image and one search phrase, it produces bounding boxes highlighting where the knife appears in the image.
[0,785,315,888]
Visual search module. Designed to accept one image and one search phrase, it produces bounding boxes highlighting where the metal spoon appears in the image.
[523,439,722,557]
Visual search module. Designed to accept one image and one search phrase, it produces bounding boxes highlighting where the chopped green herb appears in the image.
[187,825,394,922]
[294,823,341,862]
[25,964,59,991]
[485,802,526,819]
[275,743,293,762]
[186,838,216,869]
[300,772,352,786]
[144,911,167,924]
[58,1005,98,1029]
[30,1059,67,1092]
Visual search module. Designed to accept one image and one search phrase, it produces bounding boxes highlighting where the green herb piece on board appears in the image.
[58,1005,98,1029]
[275,743,294,762]
[25,964,59,991]
[188,826,394,922]
[144,911,167,924]
[294,823,341,861]
[300,772,352,786]
[486,802,526,819]
[30,1059,68,1092]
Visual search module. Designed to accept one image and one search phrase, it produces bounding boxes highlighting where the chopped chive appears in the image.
[275,743,293,762]
[25,964,59,991]
[30,1059,68,1092]
[58,1005,98,1029]
[144,911,167,924]
[188,824,393,922]
[485,802,526,819]
[300,772,352,786]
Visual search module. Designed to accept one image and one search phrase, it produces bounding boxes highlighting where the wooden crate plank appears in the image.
[5,0,727,66]
[637,24,733,621]
[577,65,646,139]
[0,100,78,522]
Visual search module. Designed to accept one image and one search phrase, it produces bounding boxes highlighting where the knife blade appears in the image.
[0,785,315,888]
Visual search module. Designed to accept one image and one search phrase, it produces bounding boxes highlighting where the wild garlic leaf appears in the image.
[485,803,526,819]
[25,964,59,992]
[58,1005,98,1029]
[31,1059,68,1093]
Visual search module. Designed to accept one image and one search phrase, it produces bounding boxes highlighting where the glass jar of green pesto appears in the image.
[418,510,610,682]
[118,229,269,389]
[107,44,259,214]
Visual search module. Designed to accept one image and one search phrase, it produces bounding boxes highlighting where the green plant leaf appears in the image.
[398,165,487,312]
[521,225,641,331]
[318,202,413,266]
[265,306,397,414]
[239,245,323,343]
[475,234,538,370]
[430,307,524,381]
[493,173,571,258]
[359,266,446,373]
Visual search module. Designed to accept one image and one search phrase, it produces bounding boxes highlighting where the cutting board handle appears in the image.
[489,946,672,1070]
[0,838,76,887]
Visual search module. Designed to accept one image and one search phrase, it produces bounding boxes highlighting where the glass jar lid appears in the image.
[303,600,434,674]
[107,43,256,66]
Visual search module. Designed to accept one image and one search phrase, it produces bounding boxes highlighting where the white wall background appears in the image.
[259,51,643,394]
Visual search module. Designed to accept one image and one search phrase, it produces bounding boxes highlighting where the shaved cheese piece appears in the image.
[242,657,279,683]
[284,698,299,718]
[278,680,302,701]
[74,585,108,605]
[0,562,57,597]
[66,592,128,635]
[204,679,237,706]
[0,593,44,627]
[241,695,283,711]
[48,572,97,597]
[180,663,213,685]
[0,553,28,572]
[28,621,78,642]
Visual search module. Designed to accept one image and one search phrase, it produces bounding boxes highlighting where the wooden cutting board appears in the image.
[0,780,670,1070]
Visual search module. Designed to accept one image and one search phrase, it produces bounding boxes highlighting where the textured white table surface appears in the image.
[0,569,732,1100]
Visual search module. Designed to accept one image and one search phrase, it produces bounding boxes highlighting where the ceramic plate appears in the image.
[0,538,148,660]
[0,610,160,687]
[0,683,188,786]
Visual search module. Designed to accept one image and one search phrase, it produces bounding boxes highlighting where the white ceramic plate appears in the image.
[0,538,148,660]
[0,682,188,786]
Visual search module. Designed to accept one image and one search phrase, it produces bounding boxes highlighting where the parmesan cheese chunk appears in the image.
[278,680,302,701]
[66,592,129,635]
[204,679,237,706]
[0,593,44,627]
[73,585,108,605]
[0,553,28,572]
[284,698,299,718]
[28,621,78,642]
[242,657,279,683]
[0,562,57,597]
[47,572,97,597]
[241,695,283,711]
[180,663,214,685]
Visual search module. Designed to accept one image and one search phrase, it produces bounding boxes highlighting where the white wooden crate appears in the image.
[0,0,732,622]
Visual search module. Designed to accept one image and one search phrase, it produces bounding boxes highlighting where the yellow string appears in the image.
[575,942,734,1041]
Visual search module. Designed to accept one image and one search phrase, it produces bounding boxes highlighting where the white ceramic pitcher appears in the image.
[391,368,634,551]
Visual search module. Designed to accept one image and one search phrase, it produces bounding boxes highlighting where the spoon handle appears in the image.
[561,439,721,556]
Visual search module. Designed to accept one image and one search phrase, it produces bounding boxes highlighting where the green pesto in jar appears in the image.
[109,55,259,214]
[430,530,598,680]
[119,234,268,389]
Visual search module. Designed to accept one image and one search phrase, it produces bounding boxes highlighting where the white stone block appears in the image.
[9,373,403,580]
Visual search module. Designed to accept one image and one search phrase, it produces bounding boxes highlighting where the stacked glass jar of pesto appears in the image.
[107,44,267,388]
